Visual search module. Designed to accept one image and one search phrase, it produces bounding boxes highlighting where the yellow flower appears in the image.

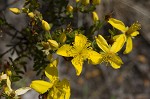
[95,34,126,69]
[42,20,51,31]
[108,18,141,54]
[9,8,21,14]
[4,76,31,97]
[92,11,99,23]
[57,34,102,76]
[30,59,70,99]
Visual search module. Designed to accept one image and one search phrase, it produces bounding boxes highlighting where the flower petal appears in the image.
[30,80,53,94]
[124,37,133,54]
[95,35,109,52]
[88,50,103,64]
[45,59,59,82]
[57,44,76,57]
[15,87,31,96]
[74,34,88,50]
[131,31,139,37]
[108,18,126,32]
[109,61,121,69]
[109,54,123,69]
[111,34,126,53]
[71,55,84,76]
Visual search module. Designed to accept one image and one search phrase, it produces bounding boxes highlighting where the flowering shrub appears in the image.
[0,0,141,99]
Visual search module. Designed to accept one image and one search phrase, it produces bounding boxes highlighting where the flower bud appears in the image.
[6,70,12,76]
[59,32,67,43]
[41,42,50,49]
[9,8,21,14]
[42,20,50,31]
[81,0,90,5]
[67,5,73,13]
[92,11,99,23]
[48,40,59,50]
[76,0,80,3]
[92,0,101,5]
[28,12,34,18]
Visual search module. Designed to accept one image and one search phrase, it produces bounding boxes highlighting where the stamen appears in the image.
[127,21,141,35]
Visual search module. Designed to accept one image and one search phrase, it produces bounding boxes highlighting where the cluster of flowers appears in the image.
[0,0,141,99]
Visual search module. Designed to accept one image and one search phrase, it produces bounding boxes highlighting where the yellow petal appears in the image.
[71,55,84,76]
[113,35,120,40]
[57,44,76,57]
[108,18,126,32]
[45,60,59,82]
[131,31,139,37]
[109,54,123,69]
[88,50,103,64]
[109,61,121,69]
[74,34,88,50]
[30,80,53,94]
[95,35,109,52]
[15,87,31,96]
[124,37,133,54]
[111,34,126,53]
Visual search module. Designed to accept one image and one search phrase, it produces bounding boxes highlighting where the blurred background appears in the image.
[0,0,150,99]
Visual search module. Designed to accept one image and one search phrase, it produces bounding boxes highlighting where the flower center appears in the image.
[102,52,113,63]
